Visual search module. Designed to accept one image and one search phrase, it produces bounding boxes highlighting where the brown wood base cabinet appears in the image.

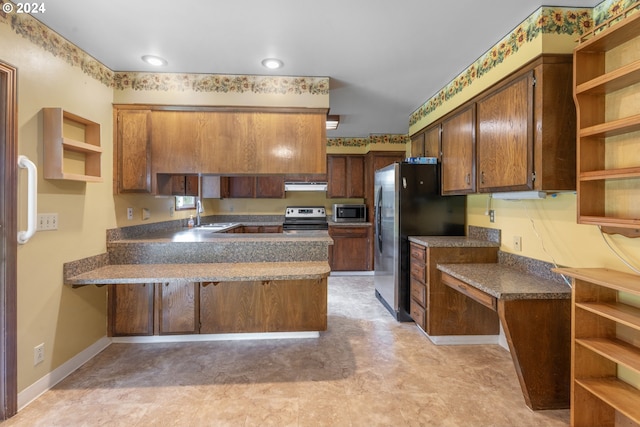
[108,283,154,336]
[108,278,328,337]
[199,279,327,333]
[328,225,371,271]
[408,242,499,335]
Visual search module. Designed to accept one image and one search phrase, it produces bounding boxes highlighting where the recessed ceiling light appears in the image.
[141,55,168,66]
[261,58,284,70]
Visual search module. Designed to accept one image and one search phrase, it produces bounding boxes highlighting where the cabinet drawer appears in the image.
[410,243,426,262]
[410,277,426,307]
[410,260,425,283]
[441,272,497,311]
[410,299,425,330]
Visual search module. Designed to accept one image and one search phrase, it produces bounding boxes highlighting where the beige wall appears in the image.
[5,0,640,400]
[1,22,115,391]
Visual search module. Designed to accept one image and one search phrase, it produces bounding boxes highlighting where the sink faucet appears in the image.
[196,198,202,226]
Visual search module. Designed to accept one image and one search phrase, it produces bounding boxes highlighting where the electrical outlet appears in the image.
[169,206,175,217]
[489,210,495,223]
[37,213,58,231]
[34,343,44,366]
[127,208,133,220]
[513,236,522,252]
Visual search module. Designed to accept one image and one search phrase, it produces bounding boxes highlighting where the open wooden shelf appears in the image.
[43,108,102,182]
[575,378,640,424]
[556,267,640,426]
[574,11,640,237]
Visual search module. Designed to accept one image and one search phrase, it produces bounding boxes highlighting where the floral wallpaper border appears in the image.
[327,135,410,148]
[0,1,328,96]
[410,0,640,128]
[409,6,593,127]
[4,0,639,147]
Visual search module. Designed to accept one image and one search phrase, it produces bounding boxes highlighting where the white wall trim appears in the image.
[17,336,111,411]
[419,323,510,351]
[111,331,319,344]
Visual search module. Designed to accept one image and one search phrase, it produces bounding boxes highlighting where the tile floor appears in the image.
[5,275,569,426]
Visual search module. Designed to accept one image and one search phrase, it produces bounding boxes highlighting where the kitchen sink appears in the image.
[194,222,239,231]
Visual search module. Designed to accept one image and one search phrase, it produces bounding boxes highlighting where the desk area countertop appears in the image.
[409,236,500,248]
[437,263,571,300]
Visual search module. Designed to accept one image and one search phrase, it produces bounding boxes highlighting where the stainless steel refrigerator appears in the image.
[374,162,465,321]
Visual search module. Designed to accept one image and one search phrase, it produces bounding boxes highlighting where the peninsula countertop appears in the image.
[66,261,331,287]
[107,228,333,264]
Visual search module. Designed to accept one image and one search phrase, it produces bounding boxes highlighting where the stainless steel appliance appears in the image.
[374,163,465,321]
[332,204,366,223]
[283,206,328,233]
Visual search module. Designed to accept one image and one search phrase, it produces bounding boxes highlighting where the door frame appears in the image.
[0,61,18,419]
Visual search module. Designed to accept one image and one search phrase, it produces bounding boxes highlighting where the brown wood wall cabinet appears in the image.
[327,155,365,198]
[115,109,151,193]
[410,124,440,158]
[441,105,475,194]
[413,55,576,195]
[224,175,285,198]
[43,108,103,182]
[114,105,327,195]
[408,242,499,336]
[556,267,640,427]
[573,13,640,237]
[328,225,371,271]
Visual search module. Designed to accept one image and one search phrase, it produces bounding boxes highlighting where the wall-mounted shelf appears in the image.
[573,11,640,237]
[43,108,102,182]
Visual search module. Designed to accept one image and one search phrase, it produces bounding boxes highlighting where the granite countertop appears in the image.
[328,221,372,227]
[409,236,500,248]
[437,263,571,300]
[112,228,333,244]
[66,261,331,286]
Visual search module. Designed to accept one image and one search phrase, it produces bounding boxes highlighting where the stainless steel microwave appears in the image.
[332,204,367,222]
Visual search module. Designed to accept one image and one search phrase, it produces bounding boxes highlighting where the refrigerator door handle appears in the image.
[376,186,383,253]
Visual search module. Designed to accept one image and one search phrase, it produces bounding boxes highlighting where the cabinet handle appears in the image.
[465,173,470,185]
[480,171,485,184]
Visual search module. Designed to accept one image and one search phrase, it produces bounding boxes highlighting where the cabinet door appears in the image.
[441,105,475,194]
[256,176,285,198]
[327,155,365,198]
[108,284,154,336]
[227,176,256,198]
[156,282,199,335]
[201,175,223,199]
[476,72,534,192]
[117,110,151,193]
[424,125,440,159]
[328,226,371,271]
[410,132,425,157]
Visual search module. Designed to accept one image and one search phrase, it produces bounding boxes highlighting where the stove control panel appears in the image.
[285,206,326,218]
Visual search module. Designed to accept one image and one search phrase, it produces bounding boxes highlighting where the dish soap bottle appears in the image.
[187,215,195,228]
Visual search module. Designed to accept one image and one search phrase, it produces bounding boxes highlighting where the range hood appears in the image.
[284,182,328,192]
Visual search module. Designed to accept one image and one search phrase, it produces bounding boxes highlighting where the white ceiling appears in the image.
[31,0,599,138]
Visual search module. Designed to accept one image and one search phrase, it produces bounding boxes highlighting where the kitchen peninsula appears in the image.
[65,223,332,337]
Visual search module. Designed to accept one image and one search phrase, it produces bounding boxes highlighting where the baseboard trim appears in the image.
[17,336,111,411]
[111,331,320,344]
[330,271,374,276]
[419,323,510,351]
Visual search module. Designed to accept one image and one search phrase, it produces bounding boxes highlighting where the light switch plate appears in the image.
[37,213,58,231]
[142,208,151,220]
